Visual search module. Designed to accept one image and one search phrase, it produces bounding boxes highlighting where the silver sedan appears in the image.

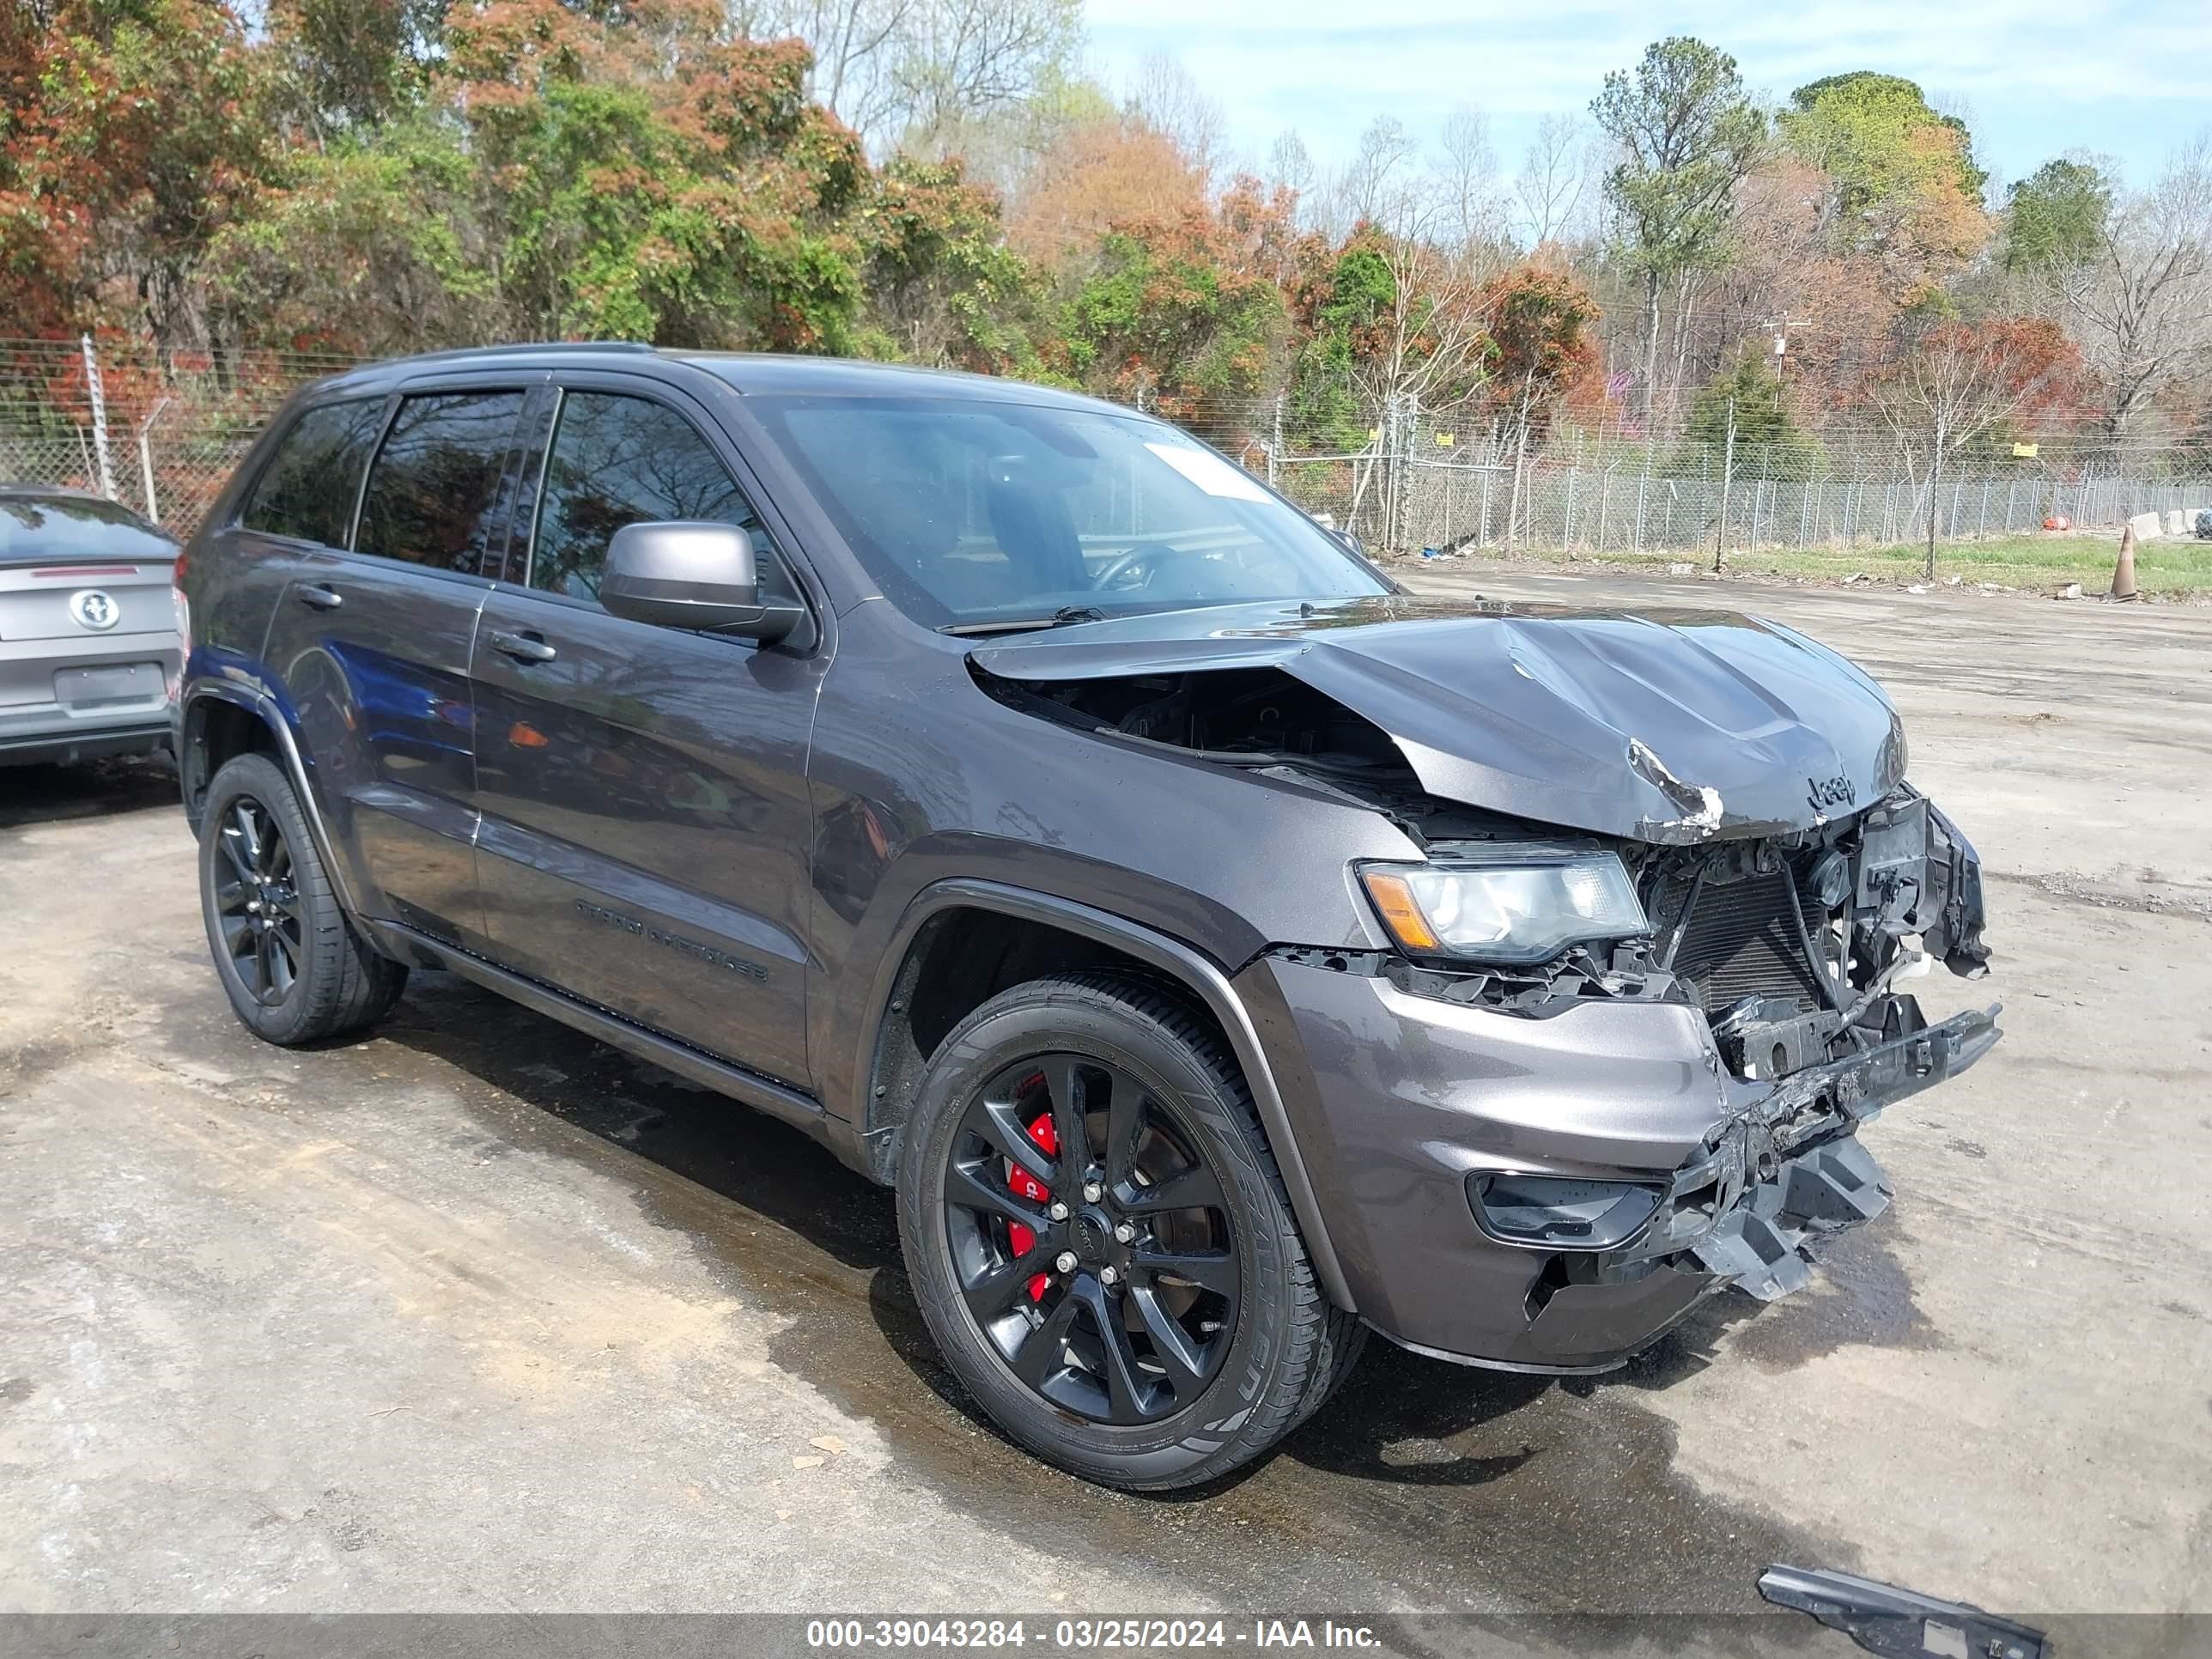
[0,486,181,768]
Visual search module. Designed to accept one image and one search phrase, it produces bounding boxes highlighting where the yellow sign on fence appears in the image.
[1435,432,1455,446]
[2013,442,2039,458]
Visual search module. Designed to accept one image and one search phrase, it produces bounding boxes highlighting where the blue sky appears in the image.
[1085,1,2212,198]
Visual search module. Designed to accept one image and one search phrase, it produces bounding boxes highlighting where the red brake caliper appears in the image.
[1005,1107,1059,1303]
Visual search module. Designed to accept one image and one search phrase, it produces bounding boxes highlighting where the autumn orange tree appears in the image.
[0,0,275,347]
[1054,177,1297,416]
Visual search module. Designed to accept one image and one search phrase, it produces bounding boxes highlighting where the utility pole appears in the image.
[1713,398,1736,572]
[1765,315,1806,410]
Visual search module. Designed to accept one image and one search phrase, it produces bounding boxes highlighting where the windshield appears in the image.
[0,492,174,565]
[746,394,1388,628]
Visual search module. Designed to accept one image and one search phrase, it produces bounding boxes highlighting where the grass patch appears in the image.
[1450,533,2212,596]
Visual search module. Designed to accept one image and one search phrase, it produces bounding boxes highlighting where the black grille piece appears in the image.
[1670,867,1826,1014]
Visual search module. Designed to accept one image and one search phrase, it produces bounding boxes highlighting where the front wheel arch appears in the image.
[855,878,1357,1315]
[895,969,1362,1488]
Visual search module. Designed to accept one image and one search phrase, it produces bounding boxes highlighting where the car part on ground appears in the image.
[173,347,1998,1489]
[1758,1565,2046,1659]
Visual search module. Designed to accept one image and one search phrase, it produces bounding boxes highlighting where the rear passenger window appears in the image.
[355,391,525,574]
[241,399,386,547]
[529,392,791,604]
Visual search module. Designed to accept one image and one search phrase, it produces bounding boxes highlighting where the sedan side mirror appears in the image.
[601,521,806,645]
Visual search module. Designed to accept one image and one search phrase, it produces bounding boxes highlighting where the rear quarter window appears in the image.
[241,398,388,548]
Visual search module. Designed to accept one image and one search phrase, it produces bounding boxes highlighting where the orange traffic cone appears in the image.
[2109,524,2140,601]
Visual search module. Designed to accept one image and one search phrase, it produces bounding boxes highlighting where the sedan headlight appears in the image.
[1359,850,1650,965]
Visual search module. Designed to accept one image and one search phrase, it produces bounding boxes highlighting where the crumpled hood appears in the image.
[969,595,1908,842]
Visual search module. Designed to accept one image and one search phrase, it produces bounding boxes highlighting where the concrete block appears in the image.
[2128,510,2163,542]
[2166,509,2188,536]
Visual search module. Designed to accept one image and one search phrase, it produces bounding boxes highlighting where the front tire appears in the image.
[198,752,406,1046]
[896,971,1354,1491]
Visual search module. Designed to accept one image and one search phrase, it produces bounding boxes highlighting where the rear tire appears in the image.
[198,752,406,1046]
[896,970,1356,1491]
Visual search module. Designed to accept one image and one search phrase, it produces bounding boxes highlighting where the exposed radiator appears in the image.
[1670,867,1827,1014]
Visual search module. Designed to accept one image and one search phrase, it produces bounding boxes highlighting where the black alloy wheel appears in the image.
[942,1053,1239,1425]
[896,971,1363,1491]
[197,751,407,1046]
[210,795,304,1006]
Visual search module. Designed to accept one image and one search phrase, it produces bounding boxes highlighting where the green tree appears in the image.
[1286,234,1395,450]
[860,155,1042,372]
[1680,351,1816,471]
[267,0,447,136]
[1778,71,1990,301]
[1783,73,1985,216]
[1590,37,1766,424]
[2004,156,2114,272]
[1057,185,1289,411]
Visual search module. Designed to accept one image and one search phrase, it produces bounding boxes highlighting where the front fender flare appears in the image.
[855,878,1356,1313]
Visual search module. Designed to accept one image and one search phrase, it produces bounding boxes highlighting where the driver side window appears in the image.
[529,392,793,605]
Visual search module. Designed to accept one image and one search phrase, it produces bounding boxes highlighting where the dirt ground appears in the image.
[2,569,2207,1625]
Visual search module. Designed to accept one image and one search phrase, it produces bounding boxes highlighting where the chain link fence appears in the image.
[1180,404,2212,558]
[8,339,2211,556]
[0,337,339,534]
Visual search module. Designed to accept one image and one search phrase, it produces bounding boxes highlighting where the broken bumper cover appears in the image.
[1241,954,2000,1373]
[1671,1005,2002,1303]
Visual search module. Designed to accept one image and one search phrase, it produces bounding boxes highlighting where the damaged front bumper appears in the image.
[1457,1004,1999,1370]
[1240,951,2001,1375]
[1583,1008,1999,1335]
[1675,1004,2000,1302]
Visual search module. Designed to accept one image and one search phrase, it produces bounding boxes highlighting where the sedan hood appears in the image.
[969,596,1907,843]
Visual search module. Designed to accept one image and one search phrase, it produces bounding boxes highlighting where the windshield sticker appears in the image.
[1145,442,1271,501]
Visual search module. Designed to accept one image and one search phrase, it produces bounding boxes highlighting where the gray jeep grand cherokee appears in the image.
[175,345,1997,1490]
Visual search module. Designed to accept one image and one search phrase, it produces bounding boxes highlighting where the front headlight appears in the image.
[1359,850,1650,965]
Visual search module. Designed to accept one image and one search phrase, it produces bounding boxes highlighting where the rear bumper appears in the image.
[0,633,179,766]
[0,719,173,766]
[1240,954,1999,1371]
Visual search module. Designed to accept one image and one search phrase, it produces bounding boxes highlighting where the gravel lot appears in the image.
[3,569,2207,1624]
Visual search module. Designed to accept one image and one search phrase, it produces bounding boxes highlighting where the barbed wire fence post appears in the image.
[136,397,172,523]
[80,335,115,501]
[1712,398,1736,572]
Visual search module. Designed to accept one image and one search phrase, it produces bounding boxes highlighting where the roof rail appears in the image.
[375,341,662,368]
[460,341,656,357]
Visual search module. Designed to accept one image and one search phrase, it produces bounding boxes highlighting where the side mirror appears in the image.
[600,521,805,644]
[1329,526,1365,556]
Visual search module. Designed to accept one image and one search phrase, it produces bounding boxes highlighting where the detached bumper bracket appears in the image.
[1759,1564,2046,1659]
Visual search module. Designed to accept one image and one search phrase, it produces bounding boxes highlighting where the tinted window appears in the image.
[744,394,1384,628]
[241,399,386,547]
[0,494,175,565]
[529,392,791,604]
[355,391,525,574]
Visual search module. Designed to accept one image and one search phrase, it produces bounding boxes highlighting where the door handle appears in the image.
[296,584,343,611]
[489,629,557,665]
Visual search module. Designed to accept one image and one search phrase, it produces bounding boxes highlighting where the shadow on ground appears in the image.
[356,969,1872,1612]
[0,753,176,831]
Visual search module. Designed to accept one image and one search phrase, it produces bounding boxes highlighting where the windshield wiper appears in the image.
[940,605,1107,637]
